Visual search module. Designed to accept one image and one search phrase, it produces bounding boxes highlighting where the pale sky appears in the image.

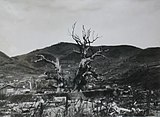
[0,0,160,56]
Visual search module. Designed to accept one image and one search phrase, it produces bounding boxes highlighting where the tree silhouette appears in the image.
[71,23,108,91]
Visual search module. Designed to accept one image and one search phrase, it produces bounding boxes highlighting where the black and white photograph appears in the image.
[0,0,160,116]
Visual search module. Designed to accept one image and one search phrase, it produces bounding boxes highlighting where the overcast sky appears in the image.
[0,0,160,56]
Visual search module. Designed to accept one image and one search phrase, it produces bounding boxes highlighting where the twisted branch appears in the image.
[35,55,61,73]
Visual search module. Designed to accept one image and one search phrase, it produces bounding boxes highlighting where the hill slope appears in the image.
[0,42,160,89]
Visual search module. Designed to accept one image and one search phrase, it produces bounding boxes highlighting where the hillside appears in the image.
[0,51,12,65]
[0,42,160,89]
[0,51,39,81]
[12,42,142,78]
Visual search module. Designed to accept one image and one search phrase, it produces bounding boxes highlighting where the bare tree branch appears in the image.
[91,49,108,60]
[71,23,102,47]
[72,22,82,46]
[73,50,81,54]
[35,55,61,73]
[71,23,108,91]
[35,55,55,65]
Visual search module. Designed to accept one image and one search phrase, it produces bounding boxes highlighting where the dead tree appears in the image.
[71,23,107,91]
[35,55,63,90]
